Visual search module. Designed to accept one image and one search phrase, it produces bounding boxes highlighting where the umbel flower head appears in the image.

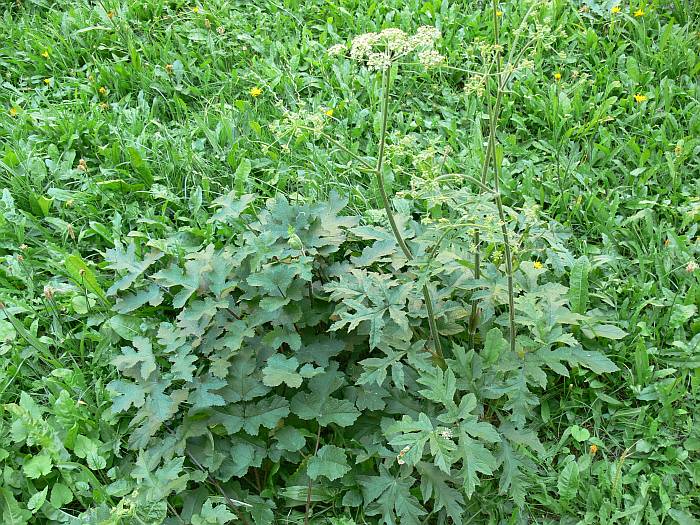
[331,26,444,71]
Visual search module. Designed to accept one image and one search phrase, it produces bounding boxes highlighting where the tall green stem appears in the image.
[489,0,516,353]
[375,66,444,361]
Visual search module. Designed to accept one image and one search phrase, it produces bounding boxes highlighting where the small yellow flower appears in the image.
[107,10,115,19]
[44,78,52,85]
[165,64,174,74]
[192,6,200,13]
[41,50,49,59]
[634,8,644,17]
[324,108,334,117]
[496,10,503,17]
[250,86,262,98]
[8,107,18,117]
[590,444,598,455]
[634,93,647,103]
[611,5,621,13]
[554,72,562,81]
[98,86,107,95]
[533,261,543,270]
[99,102,109,110]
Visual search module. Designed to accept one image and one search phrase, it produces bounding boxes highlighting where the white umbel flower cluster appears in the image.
[330,25,444,71]
[327,43,346,57]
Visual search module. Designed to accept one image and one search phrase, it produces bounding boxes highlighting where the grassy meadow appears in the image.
[0,0,699,524]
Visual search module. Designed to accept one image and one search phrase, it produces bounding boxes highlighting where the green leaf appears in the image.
[667,508,700,525]
[290,367,359,427]
[23,454,52,479]
[191,499,237,525]
[497,441,526,506]
[0,488,32,525]
[105,241,163,296]
[291,393,359,427]
[569,425,590,442]
[65,254,108,302]
[27,487,48,513]
[359,467,426,525]
[307,445,350,481]
[0,319,16,343]
[108,314,142,341]
[190,376,227,410]
[669,304,697,329]
[49,483,73,508]
[416,462,465,525]
[114,283,164,313]
[262,355,302,388]
[108,379,147,413]
[459,431,496,498]
[564,348,620,373]
[274,426,306,452]
[234,159,252,194]
[73,435,107,470]
[112,336,157,380]
[209,192,255,224]
[127,146,154,185]
[557,460,579,501]
[581,323,627,340]
[568,256,590,314]
[482,327,507,365]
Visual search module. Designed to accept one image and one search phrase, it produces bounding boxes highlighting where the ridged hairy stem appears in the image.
[375,65,444,361]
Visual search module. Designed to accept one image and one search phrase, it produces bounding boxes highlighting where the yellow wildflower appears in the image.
[590,444,598,455]
[554,72,562,81]
[250,86,262,98]
[8,107,18,117]
[165,64,174,74]
[98,86,107,95]
[107,11,115,19]
[324,108,334,117]
[634,93,647,103]
[496,10,503,17]
[611,5,621,13]
[533,261,543,270]
[44,78,51,85]
[41,50,49,59]
[192,6,200,13]
[634,8,644,16]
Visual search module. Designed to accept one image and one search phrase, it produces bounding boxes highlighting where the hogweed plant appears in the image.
[97,2,625,524]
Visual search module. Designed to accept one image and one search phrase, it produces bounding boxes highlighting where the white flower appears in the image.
[350,32,379,61]
[415,25,441,43]
[687,261,698,273]
[418,49,445,68]
[439,428,453,439]
[327,43,346,57]
[367,51,392,71]
[379,28,408,52]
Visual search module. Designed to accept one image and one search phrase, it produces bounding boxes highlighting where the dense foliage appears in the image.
[1,0,699,524]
